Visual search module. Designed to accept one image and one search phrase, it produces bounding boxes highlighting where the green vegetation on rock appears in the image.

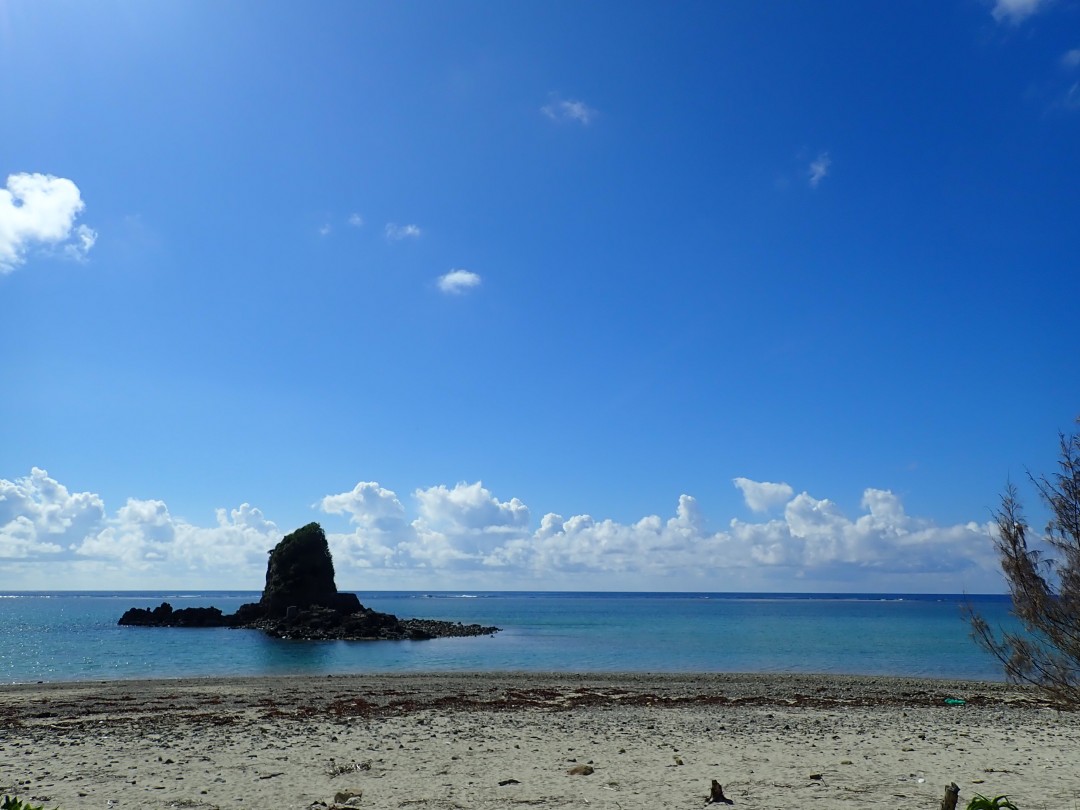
[2,796,57,810]
[260,522,339,616]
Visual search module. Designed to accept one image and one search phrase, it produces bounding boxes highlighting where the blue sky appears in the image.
[2,0,1078,593]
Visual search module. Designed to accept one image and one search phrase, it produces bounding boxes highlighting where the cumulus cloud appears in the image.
[0,468,280,585]
[437,269,482,294]
[316,477,998,589]
[525,495,711,576]
[733,478,795,512]
[0,173,96,273]
[732,488,997,577]
[542,96,597,125]
[1062,49,1080,69]
[347,213,364,227]
[319,482,409,569]
[318,223,332,237]
[0,468,105,559]
[74,498,280,572]
[320,481,407,530]
[414,482,529,534]
[2,469,1002,590]
[808,152,831,188]
[385,223,422,241]
[319,481,532,570]
[991,0,1051,23]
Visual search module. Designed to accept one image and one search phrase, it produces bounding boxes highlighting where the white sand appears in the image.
[2,673,1078,810]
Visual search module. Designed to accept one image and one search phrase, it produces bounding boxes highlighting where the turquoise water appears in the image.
[0,591,1016,683]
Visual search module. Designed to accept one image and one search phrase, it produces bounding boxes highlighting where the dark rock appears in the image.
[117,523,500,642]
[330,591,363,614]
[707,780,735,805]
[260,523,340,617]
[119,603,233,628]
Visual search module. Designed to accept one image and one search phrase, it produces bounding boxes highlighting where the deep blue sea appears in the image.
[0,591,1017,684]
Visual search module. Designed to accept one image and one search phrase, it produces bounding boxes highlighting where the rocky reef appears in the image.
[118,523,499,641]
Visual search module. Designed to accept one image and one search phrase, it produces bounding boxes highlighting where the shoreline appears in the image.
[0,669,1037,704]
[3,672,1078,809]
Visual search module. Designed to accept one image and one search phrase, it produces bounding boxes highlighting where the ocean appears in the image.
[0,591,1016,684]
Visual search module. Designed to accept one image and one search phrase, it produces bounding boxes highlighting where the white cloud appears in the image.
[0,468,280,585]
[437,269,482,294]
[992,0,1051,23]
[347,213,364,227]
[1,470,1002,590]
[319,481,532,571]
[542,96,597,125]
[64,224,98,262]
[808,152,831,188]
[1062,49,1080,69]
[733,477,795,512]
[320,482,409,570]
[318,223,332,237]
[320,481,407,529]
[315,478,997,589]
[414,481,529,534]
[385,223,422,241]
[409,482,530,566]
[77,498,279,572]
[0,173,96,273]
[0,468,105,558]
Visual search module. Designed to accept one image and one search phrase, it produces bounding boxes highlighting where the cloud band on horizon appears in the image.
[0,469,999,591]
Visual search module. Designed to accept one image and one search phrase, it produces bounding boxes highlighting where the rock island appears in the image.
[118,522,499,641]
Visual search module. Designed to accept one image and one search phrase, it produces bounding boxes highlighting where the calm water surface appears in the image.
[0,591,1015,683]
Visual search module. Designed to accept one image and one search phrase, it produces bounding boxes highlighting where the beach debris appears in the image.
[333,789,363,807]
[498,779,521,786]
[310,796,363,810]
[940,782,960,810]
[326,759,370,777]
[568,765,595,776]
[706,780,734,805]
[809,773,826,785]
[944,698,966,706]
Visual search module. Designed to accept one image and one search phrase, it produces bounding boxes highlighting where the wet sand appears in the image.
[1,672,1078,809]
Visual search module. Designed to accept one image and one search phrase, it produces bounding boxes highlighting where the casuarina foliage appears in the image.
[970,418,1080,707]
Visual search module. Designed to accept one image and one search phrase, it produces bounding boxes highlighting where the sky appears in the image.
[2,0,1078,593]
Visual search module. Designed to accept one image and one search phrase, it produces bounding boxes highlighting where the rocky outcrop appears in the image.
[118,603,234,628]
[118,523,499,641]
[258,522,362,617]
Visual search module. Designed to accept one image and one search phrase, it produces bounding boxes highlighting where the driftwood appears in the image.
[706,780,734,805]
[940,782,960,810]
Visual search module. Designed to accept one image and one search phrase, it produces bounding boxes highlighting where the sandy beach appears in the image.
[2,672,1078,810]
